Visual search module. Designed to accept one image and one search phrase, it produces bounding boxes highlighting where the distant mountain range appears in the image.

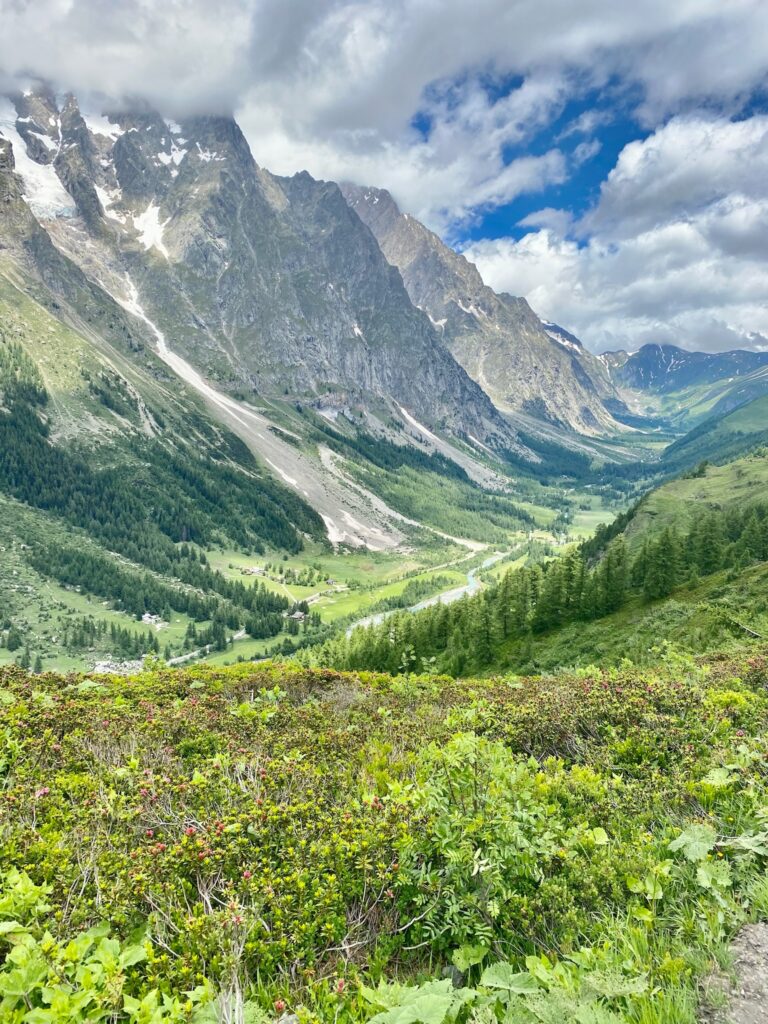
[604,343,768,393]
[601,343,768,429]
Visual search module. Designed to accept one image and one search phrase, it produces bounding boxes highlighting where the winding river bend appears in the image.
[347,550,509,635]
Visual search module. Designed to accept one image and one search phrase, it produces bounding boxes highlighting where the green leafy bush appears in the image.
[398,733,580,953]
[0,652,767,1021]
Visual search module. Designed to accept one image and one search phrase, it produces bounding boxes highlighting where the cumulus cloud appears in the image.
[465,115,768,352]
[2,1,767,225]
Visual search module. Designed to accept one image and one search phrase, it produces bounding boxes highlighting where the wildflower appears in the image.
[274,999,286,1013]
[335,978,346,994]
[243,869,252,880]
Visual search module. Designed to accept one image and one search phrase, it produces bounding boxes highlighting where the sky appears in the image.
[1,0,768,352]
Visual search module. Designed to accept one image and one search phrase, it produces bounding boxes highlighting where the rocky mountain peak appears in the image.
[341,182,623,435]
[0,88,527,456]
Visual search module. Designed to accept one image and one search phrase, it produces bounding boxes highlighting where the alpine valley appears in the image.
[1,87,767,675]
[4,55,768,1024]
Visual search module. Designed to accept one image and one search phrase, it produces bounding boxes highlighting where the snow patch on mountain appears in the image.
[456,299,488,319]
[0,99,75,218]
[195,143,225,163]
[133,203,170,258]
[157,143,187,168]
[95,184,127,224]
[82,113,125,142]
[542,321,582,353]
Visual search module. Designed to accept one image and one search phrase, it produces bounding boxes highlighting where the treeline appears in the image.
[311,418,536,538]
[0,364,324,577]
[27,543,292,641]
[312,420,470,482]
[62,617,160,658]
[315,502,768,676]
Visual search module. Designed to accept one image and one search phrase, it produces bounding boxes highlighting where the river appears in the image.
[347,550,509,635]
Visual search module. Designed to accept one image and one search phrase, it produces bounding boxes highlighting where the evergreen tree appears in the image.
[6,626,22,652]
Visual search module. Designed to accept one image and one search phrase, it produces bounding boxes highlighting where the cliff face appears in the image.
[342,183,624,436]
[0,91,526,454]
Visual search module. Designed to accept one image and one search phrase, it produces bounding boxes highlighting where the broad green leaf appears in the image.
[702,767,735,788]
[644,874,664,901]
[723,832,768,856]
[369,992,456,1024]
[591,828,609,846]
[668,824,717,861]
[119,942,148,968]
[631,906,655,924]
[452,943,489,971]
[696,859,732,889]
[481,963,539,994]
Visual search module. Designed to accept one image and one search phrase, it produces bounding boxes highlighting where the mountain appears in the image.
[602,343,768,430]
[2,83,603,674]
[605,343,768,393]
[341,183,625,436]
[661,392,768,472]
[0,91,523,459]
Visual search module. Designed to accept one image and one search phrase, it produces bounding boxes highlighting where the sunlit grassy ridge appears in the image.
[2,650,768,1021]
[623,449,768,552]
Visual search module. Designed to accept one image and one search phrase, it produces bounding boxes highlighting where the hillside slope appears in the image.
[321,447,768,677]
[2,651,768,1021]
[623,448,768,550]
[661,393,768,472]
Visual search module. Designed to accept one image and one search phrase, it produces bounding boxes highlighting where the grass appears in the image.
[205,543,439,596]
[312,566,469,623]
[205,541,497,628]
[624,450,768,551]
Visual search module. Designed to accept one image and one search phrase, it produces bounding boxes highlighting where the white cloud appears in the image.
[2,1,767,227]
[465,115,768,353]
[584,115,768,239]
[518,207,574,235]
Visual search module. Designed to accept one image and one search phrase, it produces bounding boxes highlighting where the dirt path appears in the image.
[700,923,768,1024]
